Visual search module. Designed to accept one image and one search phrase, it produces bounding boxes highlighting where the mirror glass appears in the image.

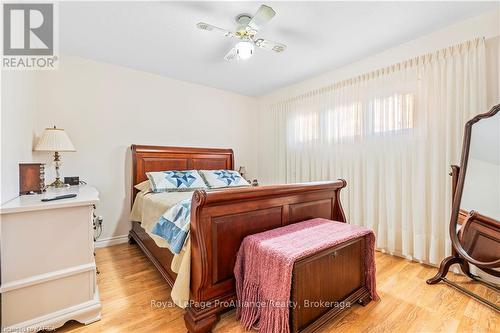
[460,112,500,220]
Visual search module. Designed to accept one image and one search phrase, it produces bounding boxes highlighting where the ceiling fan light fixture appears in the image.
[235,40,254,60]
[196,4,286,62]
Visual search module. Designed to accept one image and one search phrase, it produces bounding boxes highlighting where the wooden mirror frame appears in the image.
[427,104,500,312]
[449,103,500,268]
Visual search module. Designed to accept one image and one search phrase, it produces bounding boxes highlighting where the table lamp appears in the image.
[34,126,76,188]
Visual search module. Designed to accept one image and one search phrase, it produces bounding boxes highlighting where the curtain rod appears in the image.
[272,37,485,107]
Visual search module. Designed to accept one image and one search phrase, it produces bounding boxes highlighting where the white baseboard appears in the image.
[94,235,129,248]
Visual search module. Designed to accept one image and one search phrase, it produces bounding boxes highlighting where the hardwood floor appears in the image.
[56,243,498,333]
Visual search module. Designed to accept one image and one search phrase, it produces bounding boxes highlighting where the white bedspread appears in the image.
[130,190,192,308]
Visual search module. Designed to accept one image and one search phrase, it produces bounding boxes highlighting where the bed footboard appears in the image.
[185,180,347,333]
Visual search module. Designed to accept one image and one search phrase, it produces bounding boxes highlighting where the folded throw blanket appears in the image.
[234,218,378,333]
[152,198,192,254]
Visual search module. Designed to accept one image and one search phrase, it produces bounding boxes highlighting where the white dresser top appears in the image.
[0,185,99,214]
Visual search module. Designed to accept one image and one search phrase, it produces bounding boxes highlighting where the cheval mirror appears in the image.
[427,103,500,311]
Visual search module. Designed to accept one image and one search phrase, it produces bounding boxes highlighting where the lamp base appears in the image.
[47,178,69,188]
[47,152,70,189]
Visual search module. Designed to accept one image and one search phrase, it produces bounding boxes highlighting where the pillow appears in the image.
[200,170,250,189]
[146,170,207,193]
[134,180,150,192]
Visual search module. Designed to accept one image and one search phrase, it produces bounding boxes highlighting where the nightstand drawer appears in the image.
[1,205,94,283]
[2,269,97,327]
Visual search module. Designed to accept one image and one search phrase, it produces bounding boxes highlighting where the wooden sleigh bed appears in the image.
[128,145,348,332]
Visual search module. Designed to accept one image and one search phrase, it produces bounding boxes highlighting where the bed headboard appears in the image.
[131,145,234,201]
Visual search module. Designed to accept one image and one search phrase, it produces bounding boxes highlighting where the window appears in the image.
[288,112,319,144]
[369,93,414,134]
[287,93,414,146]
[324,102,363,142]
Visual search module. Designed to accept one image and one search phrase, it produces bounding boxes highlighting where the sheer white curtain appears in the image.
[269,38,486,265]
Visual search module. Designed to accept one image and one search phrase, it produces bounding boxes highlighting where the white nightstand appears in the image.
[0,185,102,331]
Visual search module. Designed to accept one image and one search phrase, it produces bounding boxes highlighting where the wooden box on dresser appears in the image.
[0,185,101,331]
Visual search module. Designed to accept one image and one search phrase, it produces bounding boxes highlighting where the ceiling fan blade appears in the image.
[196,22,237,38]
[247,5,276,33]
[255,38,286,53]
[224,48,238,61]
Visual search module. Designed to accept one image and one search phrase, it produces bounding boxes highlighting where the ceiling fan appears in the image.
[196,4,286,61]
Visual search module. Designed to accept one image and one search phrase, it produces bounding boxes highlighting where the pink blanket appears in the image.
[234,218,378,333]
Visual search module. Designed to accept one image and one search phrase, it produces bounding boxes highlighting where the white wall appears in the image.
[31,56,257,242]
[1,71,37,203]
[256,9,500,184]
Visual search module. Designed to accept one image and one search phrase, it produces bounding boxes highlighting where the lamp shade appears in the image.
[34,127,76,152]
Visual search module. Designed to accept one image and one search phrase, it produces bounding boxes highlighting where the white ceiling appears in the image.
[60,1,497,96]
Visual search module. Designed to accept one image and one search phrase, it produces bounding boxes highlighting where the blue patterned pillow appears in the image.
[200,170,250,189]
[146,170,207,192]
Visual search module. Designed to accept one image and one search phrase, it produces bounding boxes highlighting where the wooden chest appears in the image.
[290,237,371,333]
